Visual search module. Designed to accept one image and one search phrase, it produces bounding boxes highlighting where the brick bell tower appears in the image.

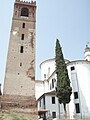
[2,0,37,114]
[4,0,36,97]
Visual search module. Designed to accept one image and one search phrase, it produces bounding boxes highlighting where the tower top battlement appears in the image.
[15,0,36,6]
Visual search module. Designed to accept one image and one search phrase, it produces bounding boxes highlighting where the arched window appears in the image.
[21,8,29,17]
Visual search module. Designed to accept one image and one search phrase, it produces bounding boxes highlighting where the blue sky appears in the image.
[0,0,90,90]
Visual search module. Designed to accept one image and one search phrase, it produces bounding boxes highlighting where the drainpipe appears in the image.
[58,100,60,119]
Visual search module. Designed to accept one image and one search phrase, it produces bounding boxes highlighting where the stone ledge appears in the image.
[0,95,37,114]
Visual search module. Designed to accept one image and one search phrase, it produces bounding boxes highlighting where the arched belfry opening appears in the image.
[21,7,29,17]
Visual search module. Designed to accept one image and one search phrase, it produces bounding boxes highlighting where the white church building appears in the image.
[35,45,90,119]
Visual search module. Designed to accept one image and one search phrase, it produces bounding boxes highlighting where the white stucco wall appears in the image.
[45,95,59,118]
[37,56,90,119]
[44,80,49,93]
[67,60,90,118]
[35,81,44,100]
[40,58,55,80]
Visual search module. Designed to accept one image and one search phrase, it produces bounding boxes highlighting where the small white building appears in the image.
[35,46,90,119]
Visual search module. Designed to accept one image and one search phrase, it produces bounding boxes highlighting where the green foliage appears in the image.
[12,115,28,120]
[12,116,21,120]
[12,117,28,120]
[55,39,72,112]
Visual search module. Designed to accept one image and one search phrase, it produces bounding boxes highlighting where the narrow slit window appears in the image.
[39,100,41,107]
[50,84,51,90]
[20,62,22,66]
[21,34,24,40]
[22,23,25,28]
[20,46,23,53]
[52,97,55,104]
[75,103,80,113]
[74,92,78,99]
[44,74,46,79]
[52,79,54,88]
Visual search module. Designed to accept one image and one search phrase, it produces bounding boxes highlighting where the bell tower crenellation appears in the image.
[14,0,36,21]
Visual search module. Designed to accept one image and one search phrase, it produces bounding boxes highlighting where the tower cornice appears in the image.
[15,0,36,6]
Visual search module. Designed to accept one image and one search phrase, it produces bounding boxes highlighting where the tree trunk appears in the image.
[63,103,67,118]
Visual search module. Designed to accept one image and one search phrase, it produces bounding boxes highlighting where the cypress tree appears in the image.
[55,39,72,115]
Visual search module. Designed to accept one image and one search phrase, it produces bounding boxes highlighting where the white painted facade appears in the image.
[67,60,90,118]
[35,46,90,119]
[40,58,56,80]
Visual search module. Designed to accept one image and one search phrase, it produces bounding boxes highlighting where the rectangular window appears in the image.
[52,79,54,88]
[22,23,25,28]
[71,66,75,71]
[52,97,55,104]
[43,96,45,109]
[74,92,78,99]
[21,34,24,40]
[20,62,22,66]
[50,84,51,90]
[43,96,45,105]
[39,100,41,107]
[20,46,23,53]
[75,103,80,113]
[44,74,46,78]
[52,112,56,118]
